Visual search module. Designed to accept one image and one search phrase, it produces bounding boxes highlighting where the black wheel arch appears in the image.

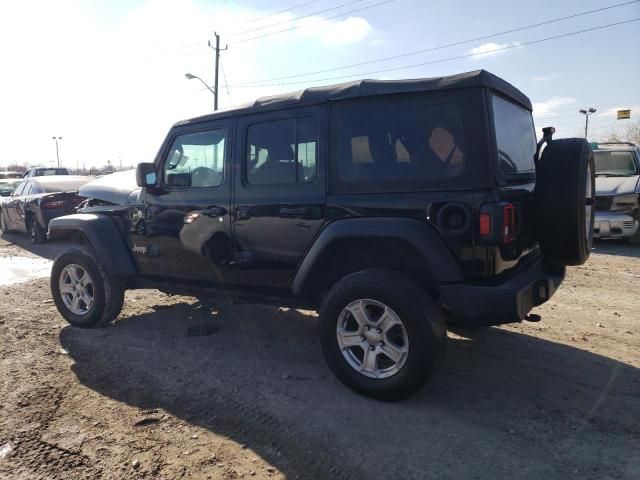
[48,213,137,278]
[292,217,464,298]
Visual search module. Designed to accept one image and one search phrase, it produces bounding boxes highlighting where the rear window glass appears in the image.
[593,150,637,176]
[41,180,89,192]
[332,97,466,192]
[492,95,536,174]
[36,168,68,176]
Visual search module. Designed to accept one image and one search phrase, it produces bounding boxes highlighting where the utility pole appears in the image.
[208,32,227,111]
[579,108,597,139]
[52,136,62,167]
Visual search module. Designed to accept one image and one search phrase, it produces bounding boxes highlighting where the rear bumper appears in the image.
[593,211,639,239]
[439,256,565,327]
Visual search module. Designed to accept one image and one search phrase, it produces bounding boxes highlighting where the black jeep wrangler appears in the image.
[48,70,594,400]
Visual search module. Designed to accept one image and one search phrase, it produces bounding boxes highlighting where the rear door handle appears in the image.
[236,206,251,220]
[279,206,309,216]
[201,206,227,217]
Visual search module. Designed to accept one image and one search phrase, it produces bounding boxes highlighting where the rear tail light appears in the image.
[479,202,516,244]
[41,200,66,209]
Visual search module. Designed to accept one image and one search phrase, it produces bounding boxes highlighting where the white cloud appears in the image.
[531,72,559,82]
[467,41,521,58]
[532,96,577,116]
[300,16,373,45]
[0,0,376,169]
[597,104,640,119]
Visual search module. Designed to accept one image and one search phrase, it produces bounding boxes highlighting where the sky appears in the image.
[0,0,638,169]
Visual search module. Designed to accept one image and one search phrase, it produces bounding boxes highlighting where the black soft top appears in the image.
[179,69,531,126]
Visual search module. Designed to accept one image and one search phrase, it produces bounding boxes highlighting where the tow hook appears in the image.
[525,314,541,322]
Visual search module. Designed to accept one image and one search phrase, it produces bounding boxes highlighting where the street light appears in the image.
[579,108,597,139]
[185,73,216,109]
[52,136,62,167]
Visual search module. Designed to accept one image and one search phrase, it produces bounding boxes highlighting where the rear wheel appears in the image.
[51,248,125,328]
[29,216,46,244]
[534,138,595,266]
[319,269,446,401]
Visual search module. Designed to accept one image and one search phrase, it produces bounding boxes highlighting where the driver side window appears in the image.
[163,129,225,188]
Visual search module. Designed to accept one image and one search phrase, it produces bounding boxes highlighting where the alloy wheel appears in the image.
[336,299,409,379]
[58,264,95,315]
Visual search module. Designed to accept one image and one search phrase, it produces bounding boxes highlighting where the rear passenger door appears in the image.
[230,107,326,287]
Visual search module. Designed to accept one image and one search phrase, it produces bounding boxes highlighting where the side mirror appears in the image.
[136,163,157,188]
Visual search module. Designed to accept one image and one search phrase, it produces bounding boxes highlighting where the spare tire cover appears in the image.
[534,138,595,266]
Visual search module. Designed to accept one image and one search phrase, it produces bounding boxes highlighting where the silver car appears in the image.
[593,142,640,243]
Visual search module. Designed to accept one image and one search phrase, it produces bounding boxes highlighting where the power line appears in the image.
[239,0,324,27]
[231,0,640,86]
[232,0,395,44]
[227,18,640,87]
[230,0,370,37]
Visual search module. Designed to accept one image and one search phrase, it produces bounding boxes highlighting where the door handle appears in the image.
[279,206,309,216]
[201,206,227,217]
[236,206,251,220]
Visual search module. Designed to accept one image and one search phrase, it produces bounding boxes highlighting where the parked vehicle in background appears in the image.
[0,179,21,197]
[592,142,640,243]
[47,70,594,400]
[0,171,22,179]
[0,176,90,243]
[22,167,70,178]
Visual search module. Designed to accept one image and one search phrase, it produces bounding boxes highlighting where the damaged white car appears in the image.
[593,142,640,243]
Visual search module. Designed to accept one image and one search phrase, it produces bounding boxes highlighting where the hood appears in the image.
[595,175,640,196]
[79,169,141,205]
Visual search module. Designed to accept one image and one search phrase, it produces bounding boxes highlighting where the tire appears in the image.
[50,247,125,328]
[319,269,447,401]
[0,210,8,234]
[29,215,46,244]
[534,138,595,266]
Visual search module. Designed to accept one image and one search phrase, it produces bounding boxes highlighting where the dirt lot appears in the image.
[0,234,639,480]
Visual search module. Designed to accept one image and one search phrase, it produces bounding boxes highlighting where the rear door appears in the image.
[229,106,326,287]
[14,181,33,232]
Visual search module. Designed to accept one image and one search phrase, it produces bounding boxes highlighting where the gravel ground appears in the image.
[0,233,639,479]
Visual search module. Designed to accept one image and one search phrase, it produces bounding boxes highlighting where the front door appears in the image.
[139,121,233,281]
[229,107,326,287]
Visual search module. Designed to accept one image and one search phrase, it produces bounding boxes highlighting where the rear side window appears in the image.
[492,95,536,174]
[331,93,474,193]
[246,116,318,186]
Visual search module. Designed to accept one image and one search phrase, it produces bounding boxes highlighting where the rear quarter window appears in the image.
[329,90,489,193]
[492,95,536,174]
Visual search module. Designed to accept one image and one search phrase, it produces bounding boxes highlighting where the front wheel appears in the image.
[319,269,447,401]
[51,248,125,328]
[0,210,8,234]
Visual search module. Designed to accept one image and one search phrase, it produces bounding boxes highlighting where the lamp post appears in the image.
[52,136,62,167]
[579,108,597,139]
[185,73,217,110]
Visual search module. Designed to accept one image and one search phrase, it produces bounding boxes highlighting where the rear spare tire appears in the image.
[534,138,595,266]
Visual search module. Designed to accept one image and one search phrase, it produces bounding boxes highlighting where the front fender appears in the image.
[292,217,464,296]
[48,213,137,277]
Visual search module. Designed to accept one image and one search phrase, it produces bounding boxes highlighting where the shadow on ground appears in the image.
[0,233,71,260]
[592,239,640,258]
[60,301,640,479]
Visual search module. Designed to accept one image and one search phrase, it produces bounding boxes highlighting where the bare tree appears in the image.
[600,119,640,144]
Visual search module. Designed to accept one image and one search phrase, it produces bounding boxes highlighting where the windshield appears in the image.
[593,150,638,176]
[0,179,20,194]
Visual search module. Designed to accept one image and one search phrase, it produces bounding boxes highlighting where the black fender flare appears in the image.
[48,213,137,277]
[291,217,464,296]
